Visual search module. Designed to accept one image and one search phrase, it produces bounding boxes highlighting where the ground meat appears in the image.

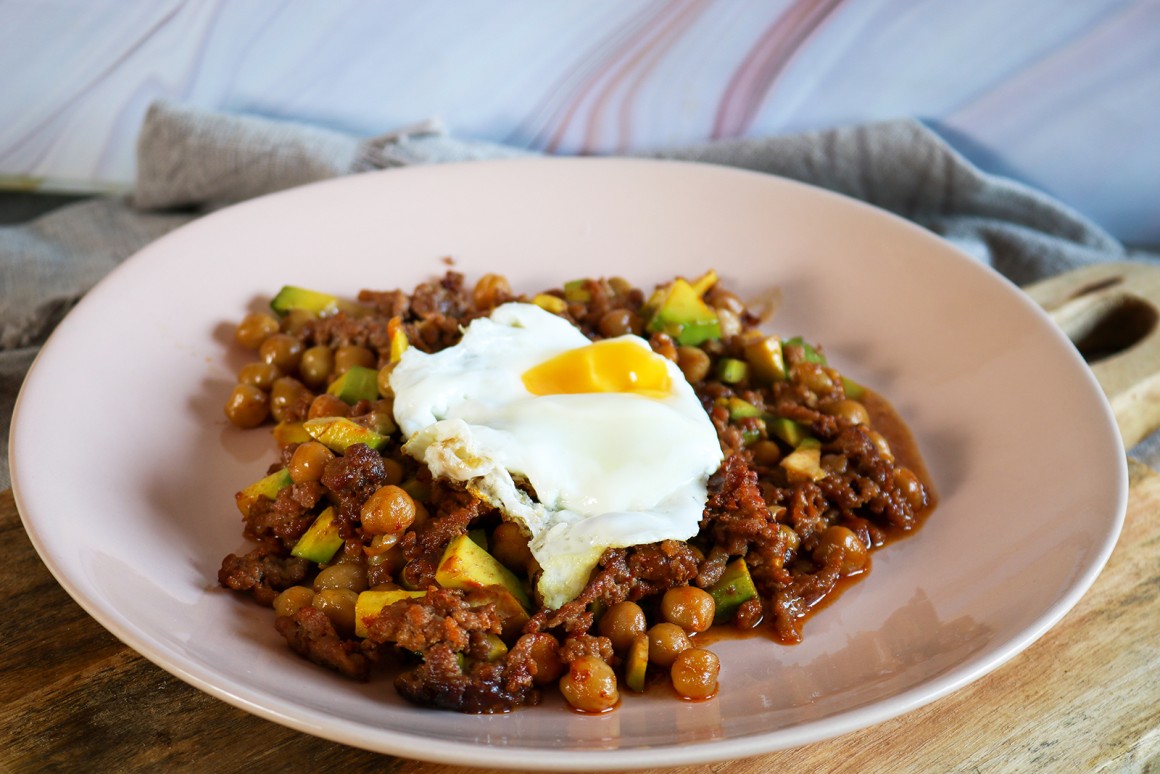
[624,541,700,599]
[394,643,535,713]
[321,443,388,537]
[364,588,502,652]
[275,606,370,680]
[218,543,310,606]
[560,634,614,664]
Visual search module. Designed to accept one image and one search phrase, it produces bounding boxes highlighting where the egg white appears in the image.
[390,302,723,610]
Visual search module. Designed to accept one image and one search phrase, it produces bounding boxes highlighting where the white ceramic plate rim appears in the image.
[10,158,1126,770]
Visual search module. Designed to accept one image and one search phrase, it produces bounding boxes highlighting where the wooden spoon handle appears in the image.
[1025,261,1160,448]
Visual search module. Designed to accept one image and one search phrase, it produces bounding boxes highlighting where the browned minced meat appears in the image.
[218,543,311,606]
[394,643,535,714]
[320,443,388,538]
[365,588,535,712]
[275,606,371,680]
[364,587,502,652]
[559,634,614,665]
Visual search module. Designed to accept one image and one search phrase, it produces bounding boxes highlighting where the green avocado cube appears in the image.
[436,534,530,610]
[270,285,339,317]
[708,558,759,624]
[235,468,292,517]
[646,279,722,346]
[326,365,381,404]
[290,506,344,564]
[303,416,389,453]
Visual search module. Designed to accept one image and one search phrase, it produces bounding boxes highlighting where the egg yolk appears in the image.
[522,339,672,397]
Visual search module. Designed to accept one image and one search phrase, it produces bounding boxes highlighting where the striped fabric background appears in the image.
[2,0,1156,242]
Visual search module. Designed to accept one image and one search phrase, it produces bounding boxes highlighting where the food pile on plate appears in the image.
[219,269,932,713]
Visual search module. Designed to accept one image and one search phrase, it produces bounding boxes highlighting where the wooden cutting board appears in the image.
[2,264,1159,773]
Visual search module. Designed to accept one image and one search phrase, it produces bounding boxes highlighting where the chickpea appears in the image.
[650,332,677,361]
[798,363,835,394]
[473,273,512,311]
[715,307,742,338]
[867,429,894,463]
[822,399,869,426]
[598,309,642,338]
[895,467,927,512]
[706,287,745,316]
[313,563,368,593]
[660,586,716,633]
[517,633,565,686]
[312,588,358,636]
[258,333,304,373]
[671,648,720,700]
[298,345,335,389]
[491,521,535,573]
[597,601,647,653]
[559,656,619,712]
[281,309,315,336]
[237,361,281,391]
[288,441,334,484]
[334,345,376,376]
[814,525,868,575]
[224,383,269,428]
[235,312,280,350]
[648,622,692,669]
[307,393,350,419]
[676,346,711,383]
[360,485,417,536]
[269,376,310,422]
[751,439,781,466]
[272,586,315,618]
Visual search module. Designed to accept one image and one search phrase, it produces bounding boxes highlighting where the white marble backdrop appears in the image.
[2,0,1157,243]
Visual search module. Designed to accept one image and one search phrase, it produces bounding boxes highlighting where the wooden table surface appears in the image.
[2,458,1158,772]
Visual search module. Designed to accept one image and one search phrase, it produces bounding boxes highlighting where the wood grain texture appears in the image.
[2,466,1158,773]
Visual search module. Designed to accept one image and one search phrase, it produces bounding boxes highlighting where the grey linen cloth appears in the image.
[1,101,1154,489]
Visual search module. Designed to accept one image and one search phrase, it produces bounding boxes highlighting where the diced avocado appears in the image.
[354,588,426,637]
[466,586,531,641]
[326,365,380,404]
[708,557,759,624]
[387,316,409,364]
[717,357,748,384]
[563,279,591,303]
[725,397,761,420]
[768,417,811,447]
[784,336,826,365]
[436,534,531,610]
[647,279,722,346]
[235,468,292,517]
[744,336,787,383]
[740,424,764,446]
[841,376,866,400]
[272,421,311,447]
[688,269,718,298]
[531,293,567,315]
[625,632,649,692]
[290,506,344,564]
[303,416,389,453]
[780,438,826,483]
[270,286,339,317]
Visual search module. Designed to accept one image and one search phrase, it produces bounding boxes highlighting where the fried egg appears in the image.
[390,302,723,610]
